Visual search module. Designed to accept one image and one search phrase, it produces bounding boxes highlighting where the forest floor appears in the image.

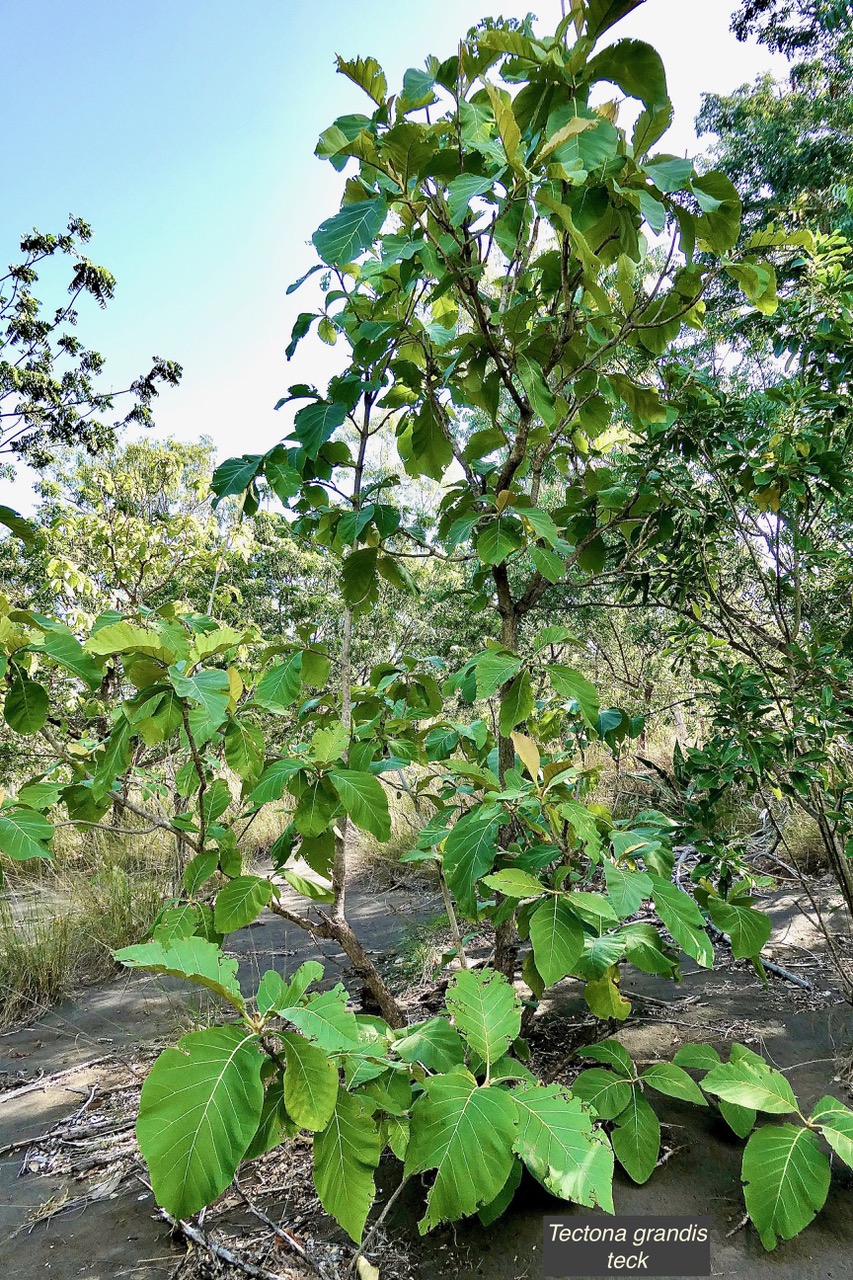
[0,863,851,1280]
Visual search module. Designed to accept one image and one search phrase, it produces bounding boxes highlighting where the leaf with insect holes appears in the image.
[406,1069,517,1233]
[445,968,521,1071]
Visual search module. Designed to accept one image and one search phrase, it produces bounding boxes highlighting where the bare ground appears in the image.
[1,872,851,1280]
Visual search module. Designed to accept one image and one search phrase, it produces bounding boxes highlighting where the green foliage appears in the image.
[2,0,850,1261]
[137,1025,264,1219]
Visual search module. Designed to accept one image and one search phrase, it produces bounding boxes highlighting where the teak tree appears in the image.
[216,0,779,975]
[3,0,851,1258]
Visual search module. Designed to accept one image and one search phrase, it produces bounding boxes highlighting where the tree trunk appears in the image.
[326,916,405,1027]
[494,595,520,980]
[331,603,406,1026]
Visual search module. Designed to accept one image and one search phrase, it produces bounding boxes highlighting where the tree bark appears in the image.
[329,602,406,1026]
[494,585,520,980]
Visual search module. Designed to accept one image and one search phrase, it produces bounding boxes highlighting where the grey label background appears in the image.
[543,1215,712,1277]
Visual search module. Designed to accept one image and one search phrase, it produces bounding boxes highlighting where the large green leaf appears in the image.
[340,547,379,608]
[256,960,324,1016]
[692,171,742,253]
[223,719,264,783]
[720,1100,757,1138]
[529,896,584,986]
[546,665,600,728]
[254,652,303,712]
[214,876,272,932]
[473,649,523,698]
[168,666,230,739]
[604,862,652,919]
[673,1043,721,1071]
[406,1068,517,1233]
[210,454,263,499]
[84,621,164,656]
[742,1125,831,1250]
[442,809,501,915]
[706,896,772,959]
[293,400,348,456]
[482,868,546,900]
[476,517,525,567]
[641,1062,707,1106]
[610,1090,660,1183]
[336,54,387,104]
[115,937,246,1012]
[650,877,713,968]
[4,672,49,735]
[313,1089,381,1242]
[811,1096,853,1169]
[407,401,453,481]
[0,504,37,544]
[587,38,668,111]
[499,670,534,736]
[447,174,495,227]
[137,1025,264,1219]
[312,198,385,266]
[621,922,679,977]
[582,0,645,40]
[0,807,54,860]
[513,1084,614,1211]
[32,623,103,690]
[445,968,521,1071]
[280,986,360,1051]
[329,767,390,840]
[577,1039,635,1079]
[571,1069,634,1120]
[393,1018,466,1073]
[279,1031,338,1131]
[701,1053,799,1114]
[292,776,336,838]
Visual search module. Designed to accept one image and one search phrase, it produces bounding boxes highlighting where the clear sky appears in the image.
[1,0,787,511]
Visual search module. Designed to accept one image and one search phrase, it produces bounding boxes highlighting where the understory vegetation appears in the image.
[2,0,853,1269]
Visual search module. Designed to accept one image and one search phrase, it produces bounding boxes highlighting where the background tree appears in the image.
[0,216,181,538]
[699,0,853,236]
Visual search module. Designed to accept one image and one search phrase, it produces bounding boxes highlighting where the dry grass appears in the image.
[0,776,291,1030]
[0,866,165,1028]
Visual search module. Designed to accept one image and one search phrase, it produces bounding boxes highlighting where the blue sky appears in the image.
[1,0,786,511]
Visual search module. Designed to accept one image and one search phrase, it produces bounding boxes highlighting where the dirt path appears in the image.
[1,878,851,1280]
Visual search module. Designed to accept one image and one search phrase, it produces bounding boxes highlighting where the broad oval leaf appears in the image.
[115,937,245,1012]
[446,968,521,1071]
[280,1031,338,1132]
[513,1083,615,1212]
[529,896,584,987]
[137,1025,263,1219]
[571,1068,634,1120]
[405,1068,518,1233]
[742,1124,831,1251]
[329,768,390,841]
[214,876,272,932]
[312,198,386,267]
[4,672,49,735]
[701,1054,799,1115]
[314,1089,381,1243]
[610,1090,660,1183]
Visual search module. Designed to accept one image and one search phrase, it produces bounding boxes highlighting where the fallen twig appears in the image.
[233,1180,337,1280]
[0,1056,114,1104]
[762,959,812,991]
[155,1204,291,1280]
[349,1175,410,1277]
